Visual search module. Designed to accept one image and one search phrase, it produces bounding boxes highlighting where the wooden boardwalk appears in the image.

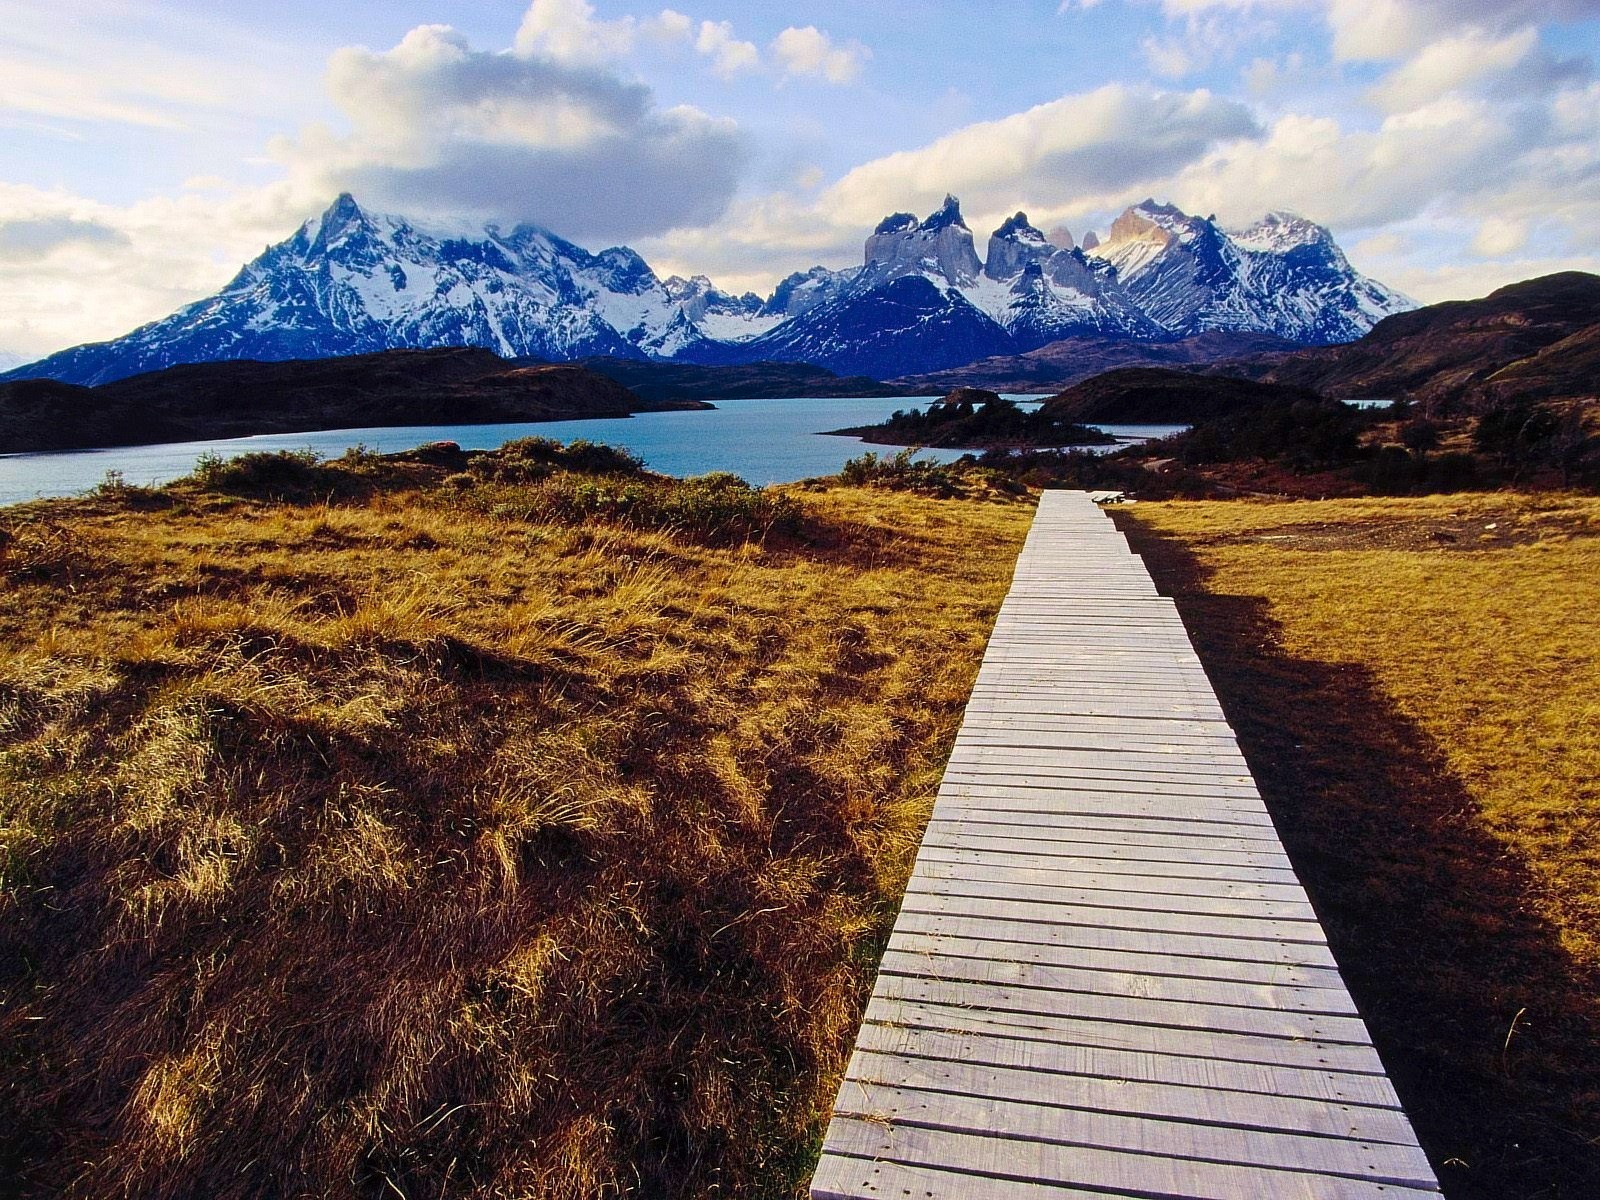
[811,490,1440,1200]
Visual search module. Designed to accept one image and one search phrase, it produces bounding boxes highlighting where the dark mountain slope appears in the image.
[573,358,911,402]
[0,348,696,455]
[1041,367,1324,424]
[1221,272,1600,411]
[892,331,1301,393]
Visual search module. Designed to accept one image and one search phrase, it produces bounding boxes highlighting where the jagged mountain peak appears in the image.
[992,212,1050,245]
[873,211,919,236]
[1106,199,1208,247]
[922,194,968,232]
[1087,198,1410,343]
[1043,225,1076,251]
[984,213,1059,283]
[863,193,982,287]
[1231,211,1336,254]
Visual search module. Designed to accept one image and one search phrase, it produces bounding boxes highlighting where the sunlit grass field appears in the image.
[1123,492,1600,1199]
[0,448,1032,1199]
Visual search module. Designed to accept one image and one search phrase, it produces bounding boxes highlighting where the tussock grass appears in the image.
[1123,492,1600,1199]
[0,449,1032,1199]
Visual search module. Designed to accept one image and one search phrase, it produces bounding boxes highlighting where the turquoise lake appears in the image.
[0,395,1185,507]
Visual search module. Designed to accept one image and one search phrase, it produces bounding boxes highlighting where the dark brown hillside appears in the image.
[1475,322,1600,408]
[1041,366,1323,424]
[575,357,913,401]
[0,348,705,455]
[892,330,1300,393]
[1218,272,1600,412]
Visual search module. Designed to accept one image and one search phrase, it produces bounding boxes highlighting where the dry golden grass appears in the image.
[0,453,1032,1199]
[1130,492,1600,966]
[1121,492,1600,1199]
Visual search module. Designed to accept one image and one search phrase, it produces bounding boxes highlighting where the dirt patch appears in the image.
[1200,506,1599,552]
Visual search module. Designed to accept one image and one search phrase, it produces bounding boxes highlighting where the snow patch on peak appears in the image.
[873,212,918,236]
[1231,211,1333,254]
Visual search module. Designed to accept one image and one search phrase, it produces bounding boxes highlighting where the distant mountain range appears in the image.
[4,193,1414,388]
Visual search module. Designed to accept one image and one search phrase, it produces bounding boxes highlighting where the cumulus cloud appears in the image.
[1167,99,1535,229]
[1366,27,1587,112]
[822,85,1258,228]
[0,182,312,359]
[0,215,129,262]
[694,20,760,78]
[273,23,746,240]
[1154,0,1600,61]
[512,0,693,64]
[771,27,870,84]
[640,85,1259,293]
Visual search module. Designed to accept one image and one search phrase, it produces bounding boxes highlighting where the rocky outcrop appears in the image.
[984,213,1058,281]
[862,195,983,287]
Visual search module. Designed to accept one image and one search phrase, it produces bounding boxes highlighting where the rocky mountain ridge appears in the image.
[6,193,1413,387]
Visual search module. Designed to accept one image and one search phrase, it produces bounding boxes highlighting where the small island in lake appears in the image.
[828,387,1116,450]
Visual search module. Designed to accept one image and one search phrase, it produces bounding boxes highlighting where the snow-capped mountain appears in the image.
[9,195,780,387]
[693,198,1164,377]
[1088,201,1412,344]
[5,193,1413,387]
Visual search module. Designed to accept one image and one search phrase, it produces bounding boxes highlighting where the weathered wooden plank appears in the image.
[835,1070,1429,1165]
[820,1118,1442,1199]
[891,909,1337,971]
[918,828,1294,869]
[899,867,1320,921]
[853,1022,1404,1109]
[871,974,1374,1044]
[912,844,1302,886]
[908,864,1318,908]
[886,929,1340,992]
[939,768,1262,801]
[811,1155,1127,1200]
[899,885,1323,943]
[874,948,1358,1016]
[925,810,1288,847]
[932,780,1272,817]
[863,998,1385,1075]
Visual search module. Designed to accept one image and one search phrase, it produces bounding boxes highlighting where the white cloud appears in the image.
[640,84,1260,294]
[1380,254,1600,304]
[1143,37,1203,79]
[513,0,694,64]
[771,26,870,84]
[821,85,1257,229]
[694,20,760,78]
[1368,27,1541,111]
[0,182,312,359]
[1152,0,1600,61]
[1167,100,1525,229]
[272,23,747,240]
[1472,216,1530,258]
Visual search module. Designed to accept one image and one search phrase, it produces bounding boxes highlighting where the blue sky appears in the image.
[3,0,1599,358]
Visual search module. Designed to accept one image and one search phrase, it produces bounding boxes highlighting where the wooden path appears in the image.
[810,490,1440,1199]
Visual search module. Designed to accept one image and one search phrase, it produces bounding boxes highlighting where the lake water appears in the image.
[0,395,1184,508]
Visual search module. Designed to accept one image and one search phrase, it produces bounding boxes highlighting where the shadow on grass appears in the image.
[1113,511,1600,1200]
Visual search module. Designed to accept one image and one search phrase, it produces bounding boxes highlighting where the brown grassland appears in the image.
[0,445,1032,1199]
[7,440,1600,1200]
[1120,493,1600,1199]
